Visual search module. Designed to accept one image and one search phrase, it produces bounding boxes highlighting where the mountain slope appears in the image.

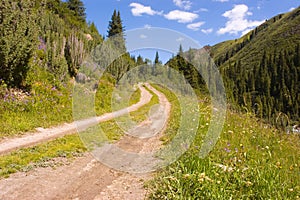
[212,7,300,68]
[211,7,300,127]
[166,7,300,127]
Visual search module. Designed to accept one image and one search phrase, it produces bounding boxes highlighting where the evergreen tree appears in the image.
[179,44,184,57]
[0,0,38,88]
[107,10,125,52]
[154,51,161,65]
[105,10,128,81]
[66,0,86,22]
[136,55,144,66]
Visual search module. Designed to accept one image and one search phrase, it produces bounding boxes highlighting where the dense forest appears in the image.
[216,7,300,127]
[166,7,300,128]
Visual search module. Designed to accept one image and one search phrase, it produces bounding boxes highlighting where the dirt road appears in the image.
[0,84,152,155]
[0,84,171,200]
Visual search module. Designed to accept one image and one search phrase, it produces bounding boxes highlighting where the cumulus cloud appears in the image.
[187,21,205,31]
[173,0,192,10]
[217,4,264,35]
[289,7,295,12]
[130,3,162,16]
[201,28,213,34]
[164,10,198,23]
[144,24,152,29]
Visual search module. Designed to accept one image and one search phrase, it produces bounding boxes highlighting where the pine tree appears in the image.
[136,55,144,65]
[107,10,126,52]
[178,44,184,57]
[66,0,86,22]
[0,0,38,88]
[154,51,161,65]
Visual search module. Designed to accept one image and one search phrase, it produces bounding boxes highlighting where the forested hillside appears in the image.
[0,0,105,89]
[0,0,146,136]
[214,7,300,127]
[168,7,300,128]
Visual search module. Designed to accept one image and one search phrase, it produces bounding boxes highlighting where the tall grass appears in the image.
[0,134,86,178]
[0,72,131,138]
[147,88,300,199]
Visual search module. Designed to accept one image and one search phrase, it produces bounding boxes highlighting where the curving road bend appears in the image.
[0,83,171,200]
[0,84,152,155]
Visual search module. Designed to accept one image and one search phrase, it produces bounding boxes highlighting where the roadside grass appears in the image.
[94,74,116,116]
[0,74,114,138]
[0,83,158,178]
[0,81,73,138]
[146,90,300,199]
[0,72,141,138]
[124,85,159,124]
[150,84,181,145]
[0,134,86,178]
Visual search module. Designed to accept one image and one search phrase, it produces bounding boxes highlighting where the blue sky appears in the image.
[82,0,299,62]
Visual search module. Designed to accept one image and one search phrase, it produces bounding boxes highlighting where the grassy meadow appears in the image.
[146,86,300,199]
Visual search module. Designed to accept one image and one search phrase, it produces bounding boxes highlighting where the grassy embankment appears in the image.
[146,86,300,199]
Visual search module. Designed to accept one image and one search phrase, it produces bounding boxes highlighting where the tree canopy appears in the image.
[66,0,86,22]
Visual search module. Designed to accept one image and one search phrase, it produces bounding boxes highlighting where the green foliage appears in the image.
[154,51,161,65]
[0,0,39,88]
[65,31,88,76]
[147,93,300,199]
[150,84,181,144]
[107,9,126,52]
[165,49,207,93]
[127,85,159,123]
[0,0,102,89]
[66,0,86,22]
[105,53,137,82]
[0,134,86,178]
[221,48,300,127]
[94,74,116,115]
[0,65,73,137]
[107,10,124,37]
[211,7,300,127]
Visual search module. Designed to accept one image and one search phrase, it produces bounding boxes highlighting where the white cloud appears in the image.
[195,8,209,13]
[289,7,295,12]
[201,28,213,34]
[241,28,252,36]
[217,4,264,35]
[143,24,152,29]
[129,3,161,16]
[176,37,185,42]
[214,0,229,2]
[187,21,205,31]
[164,10,198,23]
[140,34,147,39]
[173,0,192,10]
